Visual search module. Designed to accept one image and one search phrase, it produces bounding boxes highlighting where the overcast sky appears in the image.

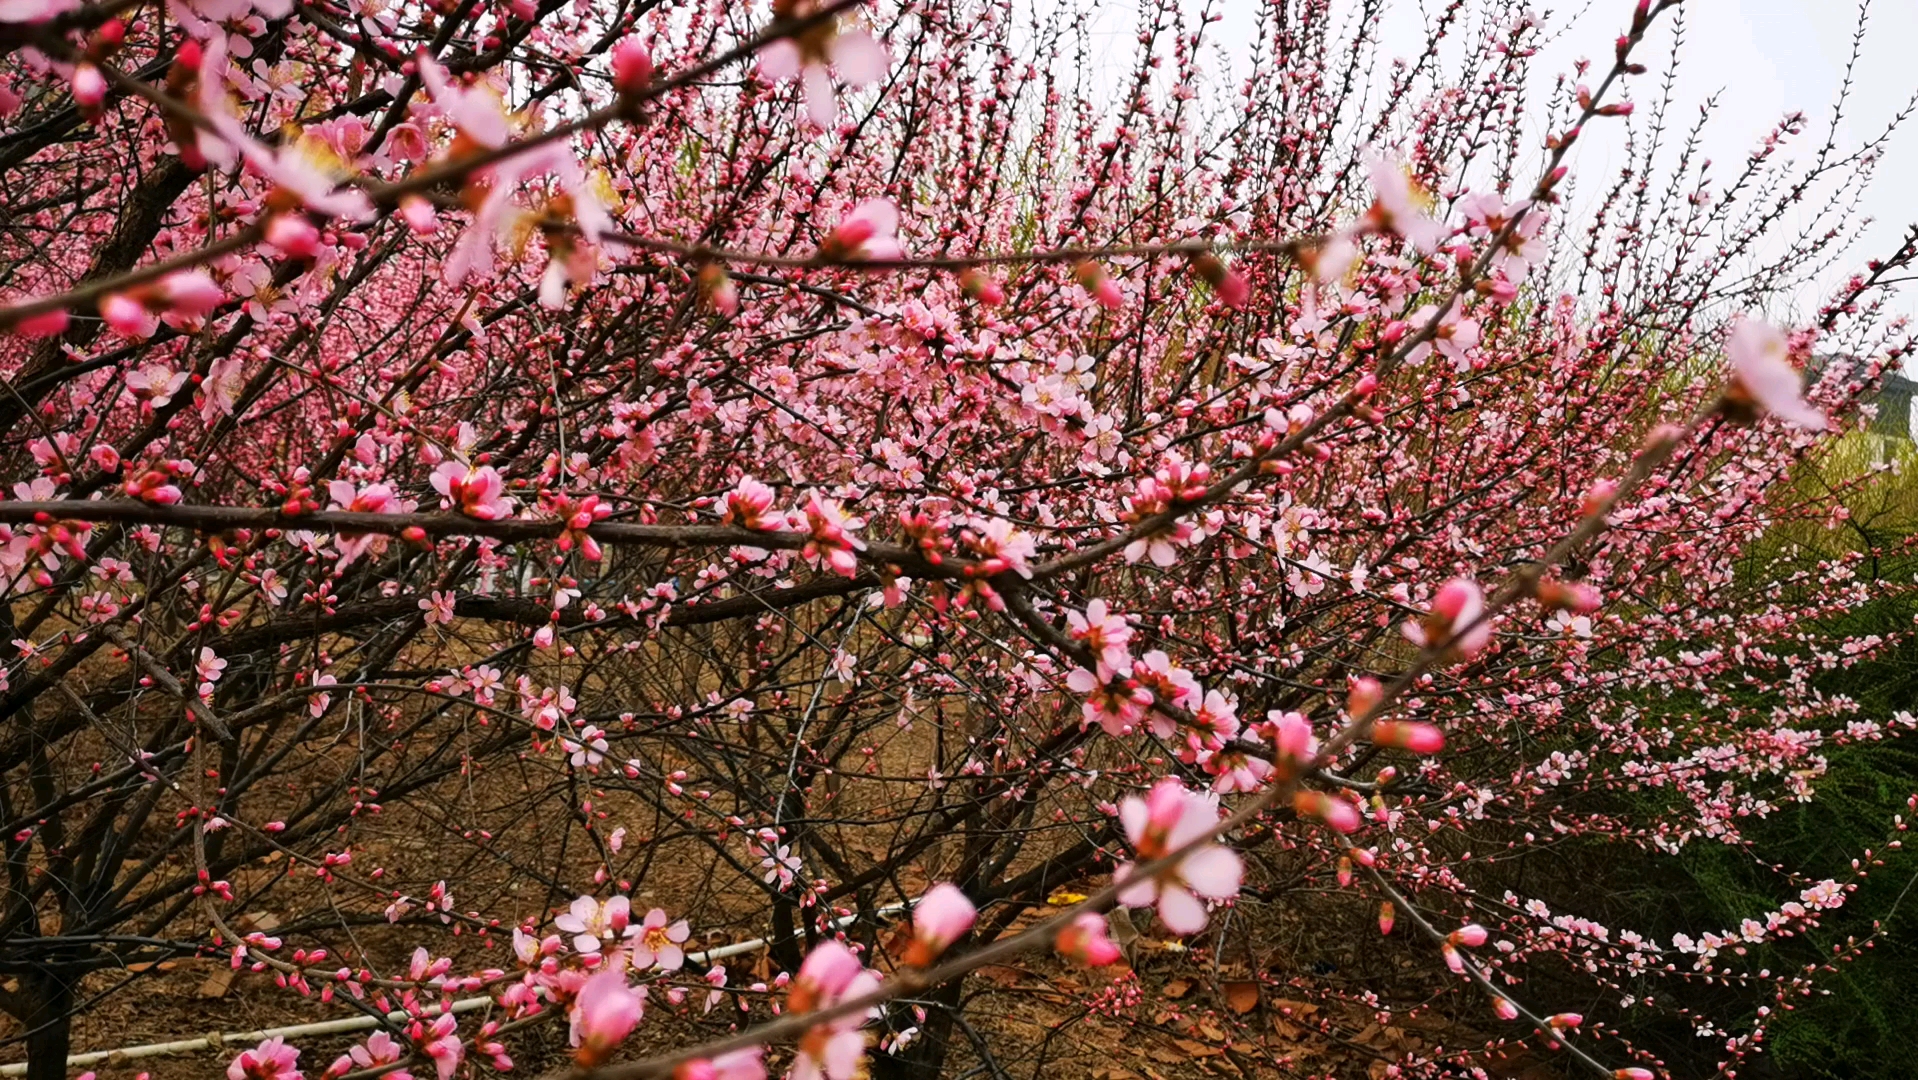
[1060,0,1918,335]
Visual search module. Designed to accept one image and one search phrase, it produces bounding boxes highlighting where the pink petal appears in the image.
[1114,865,1157,910]
[829,30,888,86]
[1117,797,1148,846]
[1729,317,1826,430]
[1154,885,1208,935]
[1178,845,1243,900]
[756,39,800,82]
[803,65,837,127]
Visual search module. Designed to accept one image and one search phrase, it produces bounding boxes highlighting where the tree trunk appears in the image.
[21,967,76,1080]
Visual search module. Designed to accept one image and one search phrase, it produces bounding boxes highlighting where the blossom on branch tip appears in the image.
[571,969,643,1065]
[1114,778,1243,934]
[902,883,976,966]
[610,37,653,96]
[1372,721,1444,754]
[1293,790,1360,833]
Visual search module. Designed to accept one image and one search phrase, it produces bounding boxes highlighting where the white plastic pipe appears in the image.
[1,903,908,1076]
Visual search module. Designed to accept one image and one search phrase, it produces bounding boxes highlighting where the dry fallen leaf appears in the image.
[1163,977,1194,999]
[1223,979,1261,1015]
[1173,1038,1223,1058]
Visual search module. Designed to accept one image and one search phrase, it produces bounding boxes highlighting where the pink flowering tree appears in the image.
[1,0,1915,1079]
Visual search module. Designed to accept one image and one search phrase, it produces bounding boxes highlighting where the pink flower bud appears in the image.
[400,196,439,235]
[1378,901,1395,935]
[1293,790,1360,833]
[72,63,106,109]
[1372,721,1443,754]
[100,292,149,335]
[1450,923,1487,947]
[1493,996,1518,1020]
[1055,911,1121,966]
[573,970,643,1065]
[11,309,68,337]
[160,270,222,316]
[698,263,738,315]
[902,883,976,966]
[266,215,322,259]
[959,268,1005,306]
[611,38,653,95]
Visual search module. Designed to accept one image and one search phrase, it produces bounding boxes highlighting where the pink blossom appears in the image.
[1461,194,1547,281]
[1114,779,1243,934]
[630,907,690,971]
[100,293,157,338]
[229,1037,301,1080]
[431,461,513,519]
[1372,721,1444,754]
[720,476,782,530]
[70,63,105,109]
[418,1014,462,1080]
[1055,911,1122,966]
[555,894,634,954]
[902,883,976,966]
[1067,598,1133,671]
[1362,150,1447,253]
[610,38,653,95]
[1405,304,1481,371]
[800,493,866,577]
[1067,664,1150,736]
[757,7,889,128]
[1403,577,1492,659]
[127,363,189,409]
[1261,710,1319,769]
[561,725,609,769]
[572,968,643,1065]
[819,199,901,261]
[1726,316,1826,430]
[788,940,881,1080]
[335,1032,408,1080]
[1292,790,1361,833]
[420,590,457,626]
[10,308,69,337]
[675,1048,766,1080]
[1074,260,1123,309]
[417,54,512,150]
[0,0,82,23]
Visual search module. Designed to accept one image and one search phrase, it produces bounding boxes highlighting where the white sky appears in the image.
[1058,0,1918,337]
